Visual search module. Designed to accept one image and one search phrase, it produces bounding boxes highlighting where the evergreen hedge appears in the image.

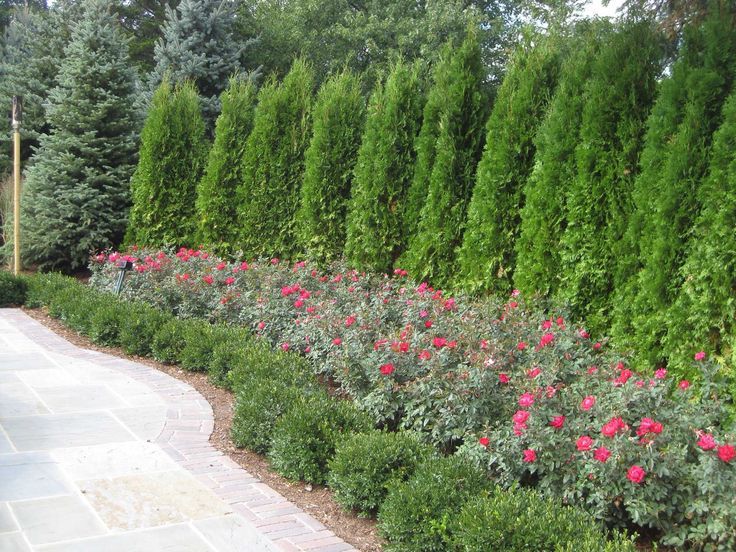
[196,77,257,252]
[612,10,736,368]
[456,35,560,295]
[555,20,663,334]
[127,79,208,247]
[296,70,366,265]
[344,59,424,273]
[664,88,736,380]
[402,30,488,288]
[513,23,610,298]
[237,58,313,260]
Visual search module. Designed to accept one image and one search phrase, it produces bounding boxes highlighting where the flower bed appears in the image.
[88,248,736,549]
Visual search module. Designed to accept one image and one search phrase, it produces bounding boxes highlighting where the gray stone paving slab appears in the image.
[0,430,13,454]
[36,523,217,552]
[193,514,280,552]
[110,406,169,441]
[2,412,135,451]
[10,495,107,545]
[0,452,73,501]
[0,372,21,384]
[51,442,179,480]
[31,385,126,413]
[0,354,56,371]
[78,470,231,531]
[0,383,51,418]
[0,531,32,551]
[16,369,80,388]
[0,502,18,533]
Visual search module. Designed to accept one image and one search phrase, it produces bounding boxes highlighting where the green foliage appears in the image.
[22,271,73,308]
[0,270,27,306]
[268,395,373,484]
[456,35,561,294]
[177,320,230,372]
[612,10,736,368]
[230,342,318,451]
[207,326,252,387]
[127,79,208,248]
[377,455,492,552]
[664,87,736,378]
[20,0,138,271]
[402,30,488,288]
[328,430,435,516]
[118,301,173,357]
[296,70,365,265]
[196,78,257,252]
[87,300,125,347]
[450,487,637,552]
[150,317,194,364]
[237,59,313,259]
[148,0,244,128]
[513,23,609,298]
[0,7,68,174]
[555,19,663,334]
[344,59,424,273]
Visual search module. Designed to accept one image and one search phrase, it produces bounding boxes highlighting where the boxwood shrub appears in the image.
[378,455,492,551]
[328,430,435,516]
[87,301,126,347]
[0,271,27,306]
[450,486,638,551]
[118,302,173,357]
[268,395,373,484]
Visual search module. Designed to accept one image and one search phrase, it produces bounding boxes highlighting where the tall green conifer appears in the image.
[456,35,560,294]
[21,0,138,271]
[296,70,365,265]
[513,23,610,298]
[611,10,736,367]
[402,30,488,288]
[127,80,207,246]
[237,59,313,259]
[196,77,257,252]
[344,60,424,273]
[555,19,662,333]
[664,88,736,378]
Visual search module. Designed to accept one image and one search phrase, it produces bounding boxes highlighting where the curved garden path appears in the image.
[0,309,357,552]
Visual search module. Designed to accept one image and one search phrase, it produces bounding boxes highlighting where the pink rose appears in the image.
[581,396,596,411]
[332,338,342,346]
[627,465,646,484]
[512,410,530,425]
[679,380,691,390]
[593,447,611,463]
[379,363,395,376]
[499,373,510,384]
[522,449,536,463]
[654,368,667,379]
[694,351,706,361]
[432,337,447,348]
[516,341,527,351]
[549,415,565,429]
[527,367,542,378]
[717,444,735,463]
[697,433,717,451]
[576,436,594,451]
[518,393,535,408]
[479,437,490,447]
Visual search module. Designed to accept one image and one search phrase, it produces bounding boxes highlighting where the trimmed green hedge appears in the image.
[0,271,27,306]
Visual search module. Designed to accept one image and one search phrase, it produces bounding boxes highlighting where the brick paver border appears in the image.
[4,309,359,552]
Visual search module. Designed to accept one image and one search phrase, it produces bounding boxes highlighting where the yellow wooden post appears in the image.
[12,96,22,276]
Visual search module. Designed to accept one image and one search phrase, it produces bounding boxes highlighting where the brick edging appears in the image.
[6,309,359,552]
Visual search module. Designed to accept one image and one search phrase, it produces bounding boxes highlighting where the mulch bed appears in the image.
[22,306,383,552]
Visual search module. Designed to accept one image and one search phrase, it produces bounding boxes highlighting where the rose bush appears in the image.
[89,247,736,548]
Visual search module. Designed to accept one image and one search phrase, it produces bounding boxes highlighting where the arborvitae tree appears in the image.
[296,70,365,265]
[664,88,736,377]
[455,34,560,295]
[513,23,611,298]
[0,7,68,174]
[236,59,313,260]
[20,0,138,271]
[148,0,242,128]
[401,30,488,288]
[344,59,423,273]
[555,19,663,334]
[127,80,207,247]
[196,77,257,252]
[612,10,736,367]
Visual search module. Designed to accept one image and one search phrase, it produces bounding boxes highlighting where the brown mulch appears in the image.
[22,307,383,552]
